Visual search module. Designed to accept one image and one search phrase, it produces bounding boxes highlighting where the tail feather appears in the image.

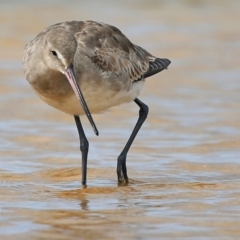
[144,58,171,79]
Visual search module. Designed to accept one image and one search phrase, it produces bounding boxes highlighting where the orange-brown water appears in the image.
[1,1,240,239]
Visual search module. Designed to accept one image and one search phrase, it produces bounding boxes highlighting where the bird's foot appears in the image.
[118,176,129,186]
[117,153,128,185]
[117,169,129,186]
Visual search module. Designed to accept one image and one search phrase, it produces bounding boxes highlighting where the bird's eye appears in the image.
[51,50,58,57]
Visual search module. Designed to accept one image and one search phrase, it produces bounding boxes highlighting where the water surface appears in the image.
[0,1,240,239]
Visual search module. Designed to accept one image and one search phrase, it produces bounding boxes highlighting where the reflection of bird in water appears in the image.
[23,20,171,185]
[80,198,89,211]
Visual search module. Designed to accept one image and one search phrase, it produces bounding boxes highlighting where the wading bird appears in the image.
[23,20,171,185]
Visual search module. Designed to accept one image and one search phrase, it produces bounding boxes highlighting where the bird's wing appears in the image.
[75,21,170,81]
[143,57,171,79]
[133,45,171,80]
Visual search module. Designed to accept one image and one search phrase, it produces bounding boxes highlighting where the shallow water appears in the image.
[1,0,240,239]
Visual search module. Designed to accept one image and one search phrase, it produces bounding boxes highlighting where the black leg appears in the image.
[117,98,149,183]
[74,115,89,186]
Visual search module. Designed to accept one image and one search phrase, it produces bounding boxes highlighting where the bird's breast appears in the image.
[34,76,145,115]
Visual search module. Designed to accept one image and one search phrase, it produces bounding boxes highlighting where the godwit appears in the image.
[23,20,171,185]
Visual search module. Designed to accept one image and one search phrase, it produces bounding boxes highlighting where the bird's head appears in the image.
[44,27,77,73]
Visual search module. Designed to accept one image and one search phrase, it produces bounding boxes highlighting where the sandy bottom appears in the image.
[1,1,240,239]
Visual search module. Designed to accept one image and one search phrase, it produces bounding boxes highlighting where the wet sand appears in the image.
[1,0,240,239]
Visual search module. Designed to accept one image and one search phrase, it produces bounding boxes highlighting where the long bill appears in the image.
[64,65,99,136]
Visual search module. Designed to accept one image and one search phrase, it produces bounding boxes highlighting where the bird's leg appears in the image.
[74,115,89,186]
[117,98,149,184]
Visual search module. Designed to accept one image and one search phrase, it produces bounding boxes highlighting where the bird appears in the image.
[23,20,171,186]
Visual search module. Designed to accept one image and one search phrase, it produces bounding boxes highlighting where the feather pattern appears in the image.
[73,21,170,82]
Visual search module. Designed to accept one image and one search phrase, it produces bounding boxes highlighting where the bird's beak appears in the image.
[64,65,99,136]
